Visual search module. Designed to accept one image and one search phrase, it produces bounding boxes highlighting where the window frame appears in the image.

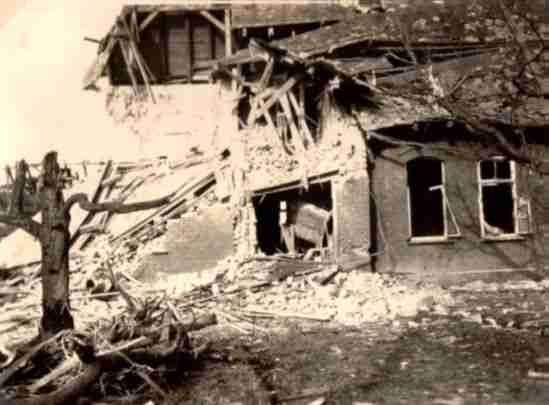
[477,157,527,240]
[406,158,460,243]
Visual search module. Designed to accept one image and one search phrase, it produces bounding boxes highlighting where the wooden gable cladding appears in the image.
[109,9,227,85]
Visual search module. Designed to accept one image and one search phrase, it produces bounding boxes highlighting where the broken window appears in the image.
[478,158,531,238]
[253,182,333,258]
[407,157,460,241]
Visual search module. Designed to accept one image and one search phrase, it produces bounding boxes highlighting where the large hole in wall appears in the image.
[253,181,333,257]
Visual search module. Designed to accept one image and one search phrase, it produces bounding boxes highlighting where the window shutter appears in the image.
[517,196,532,235]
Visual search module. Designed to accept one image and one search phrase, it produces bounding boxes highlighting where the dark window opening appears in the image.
[482,183,515,234]
[479,159,516,237]
[407,158,445,238]
[253,182,333,257]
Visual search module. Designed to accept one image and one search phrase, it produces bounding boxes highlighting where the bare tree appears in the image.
[0,151,171,339]
[374,0,548,162]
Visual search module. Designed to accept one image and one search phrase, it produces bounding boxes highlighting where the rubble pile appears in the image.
[0,149,449,402]
[242,107,365,190]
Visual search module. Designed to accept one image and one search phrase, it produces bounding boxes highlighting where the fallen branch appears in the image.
[28,354,80,393]
[0,331,65,387]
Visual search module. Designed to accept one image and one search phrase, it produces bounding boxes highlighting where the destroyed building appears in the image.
[81,0,549,277]
[214,0,549,275]
[82,1,358,174]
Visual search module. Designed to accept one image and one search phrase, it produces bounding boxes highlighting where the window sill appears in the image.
[482,235,528,242]
[408,237,458,245]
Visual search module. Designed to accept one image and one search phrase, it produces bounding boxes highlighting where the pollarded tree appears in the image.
[0,151,172,339]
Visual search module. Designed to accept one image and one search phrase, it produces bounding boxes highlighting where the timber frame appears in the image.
[83,4,235,99]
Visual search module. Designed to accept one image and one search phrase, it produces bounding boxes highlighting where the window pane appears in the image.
[480,160,495,180]
[408,159,445,237]
[482,183,515,235]
[496,160,511,179]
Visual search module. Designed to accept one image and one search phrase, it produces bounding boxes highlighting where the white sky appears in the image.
[0,1,161,168]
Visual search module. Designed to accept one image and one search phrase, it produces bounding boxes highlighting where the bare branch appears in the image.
[0,214,41,238]
[437,97,529,164]
[64,192,173,216]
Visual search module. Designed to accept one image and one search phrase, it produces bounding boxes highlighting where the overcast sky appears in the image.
[0,1,153,168]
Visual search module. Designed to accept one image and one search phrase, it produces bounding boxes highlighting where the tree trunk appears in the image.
[39,152,73,338]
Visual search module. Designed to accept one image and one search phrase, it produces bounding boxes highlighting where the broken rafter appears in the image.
[131,8,140,43]
[139,10,160,32]
[253,57,274,94]
[117,38,139,96]
[253,73,305,124]
[279,93,303,147]
[288,88,315,145]
[119,16,156,102]
[82,27,119,89]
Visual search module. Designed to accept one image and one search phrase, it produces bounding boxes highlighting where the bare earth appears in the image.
[166,278,549,405]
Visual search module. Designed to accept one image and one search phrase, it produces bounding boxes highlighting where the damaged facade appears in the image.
[83,2,357,153]
[215,0,549,275]
[86,0,549,276]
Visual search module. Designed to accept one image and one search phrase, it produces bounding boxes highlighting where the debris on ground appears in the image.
[3,153,549,403]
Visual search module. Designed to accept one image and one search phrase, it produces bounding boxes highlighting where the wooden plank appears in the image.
[82,29,118,89]
[279,93,301,144]
[288,89,315,145]
[140,10,160,32]
[198,10,225,33]
[224,8,233,56]
[254,57,274,94]
[131,5,228,13]
[118,38,139,95]
[253,73,304,124]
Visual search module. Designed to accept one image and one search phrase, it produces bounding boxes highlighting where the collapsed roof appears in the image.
[82,2,358,90]
[216,0,549,128]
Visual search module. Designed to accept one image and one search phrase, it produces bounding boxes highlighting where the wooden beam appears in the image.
[253,57,274,94]
[119,17,156,102]
[117,39,139,95]
[187,15,193,81]
[131,8,140,42]
[279,93,302,146]
[139,10,160,32]
[82,29,118,89]
[224,9,233,56]
[288,89,314,145]
[253,73,304,123]
[131,5,228,13]
[256,97,289,153]
[198,10,225,33]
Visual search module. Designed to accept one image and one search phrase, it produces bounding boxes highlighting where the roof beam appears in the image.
[198,10,225,33]
[253,73,305,123]
[139,10,160,32]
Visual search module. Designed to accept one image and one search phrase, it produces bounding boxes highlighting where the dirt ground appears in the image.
[161,283,549,405]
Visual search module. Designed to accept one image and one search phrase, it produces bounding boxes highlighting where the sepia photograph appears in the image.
[0,0,548,403]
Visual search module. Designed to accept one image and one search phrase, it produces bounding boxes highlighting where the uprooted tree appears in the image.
[0,151,172,339]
